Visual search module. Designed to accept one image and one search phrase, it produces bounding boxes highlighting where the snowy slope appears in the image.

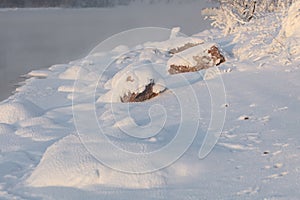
[0,2,300,200]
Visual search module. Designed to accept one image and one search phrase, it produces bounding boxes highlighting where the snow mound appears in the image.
[0,100,43,124]
[0,124,24,152]
[27,135,166,189]
[58,65,81,80]
[59,65,86,80]
[99,63,166,103]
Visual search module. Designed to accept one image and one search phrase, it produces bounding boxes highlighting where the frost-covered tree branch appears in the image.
[202,0,297,34]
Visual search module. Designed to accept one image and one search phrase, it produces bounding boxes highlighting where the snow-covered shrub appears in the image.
[203,0,297,34]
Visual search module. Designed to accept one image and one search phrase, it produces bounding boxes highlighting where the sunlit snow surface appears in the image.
[0,2,300,199]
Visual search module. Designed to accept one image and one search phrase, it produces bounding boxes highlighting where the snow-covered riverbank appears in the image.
[0,1,214,101]
[0,1,299,199]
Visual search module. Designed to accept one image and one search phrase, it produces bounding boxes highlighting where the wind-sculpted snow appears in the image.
[0,4,300,199]
[0,100,43,124]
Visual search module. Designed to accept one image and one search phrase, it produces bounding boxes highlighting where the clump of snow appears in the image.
[0,100,43,124]
[169,26,181,39]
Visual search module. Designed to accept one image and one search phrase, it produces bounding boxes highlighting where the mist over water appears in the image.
[0,1,214,101]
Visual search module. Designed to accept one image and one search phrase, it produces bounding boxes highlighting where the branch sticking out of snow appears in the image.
[120,80,162,103]
[99,64,166,103]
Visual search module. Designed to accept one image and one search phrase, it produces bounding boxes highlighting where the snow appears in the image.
[26,134,167,189]
[281,1,300,38]
[276,1,300,61]
[167,42,218,68]
[145,36,204,52]
[100,63,166,103]
[0,123,14,135]
[0,1,214,102]
[0,2,300,200]
[0,100,43,124]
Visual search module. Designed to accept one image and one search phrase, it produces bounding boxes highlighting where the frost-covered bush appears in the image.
[215,0,296,14]
[203,0,297,34]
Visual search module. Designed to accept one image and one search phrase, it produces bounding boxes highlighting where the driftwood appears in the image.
[169,45,225,75]
[120,81,161,103]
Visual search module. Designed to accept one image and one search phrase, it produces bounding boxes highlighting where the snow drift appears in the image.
[0,2,299,199]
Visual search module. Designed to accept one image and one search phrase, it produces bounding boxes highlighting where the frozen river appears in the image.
[0,2,213,101]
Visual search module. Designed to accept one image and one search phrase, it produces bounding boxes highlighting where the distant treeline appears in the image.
[0,0,134,8]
